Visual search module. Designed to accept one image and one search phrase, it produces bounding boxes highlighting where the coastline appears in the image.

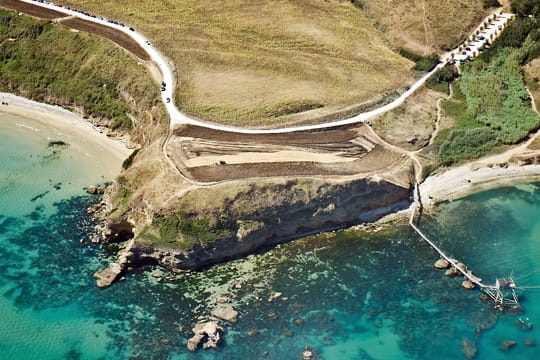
[0,92,131,166]
[420,162,540,209]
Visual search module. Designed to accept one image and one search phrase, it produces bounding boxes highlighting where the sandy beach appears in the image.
[0,92,131,167]
[420,162,540,208]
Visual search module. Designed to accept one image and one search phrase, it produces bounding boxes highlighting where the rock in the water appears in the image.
[86,185,97,195]
[456,262,468,272]
[211,304,238,323]
[524,338,536,346]
[93,263,122,288]
[445,267,459,277]
[187,321,224,352]
[247,329,259,337]
[500,340,517,350]
[467,270,482,283]
[461,338,477,360]
[434,258,450,269]
[462,280,475,290]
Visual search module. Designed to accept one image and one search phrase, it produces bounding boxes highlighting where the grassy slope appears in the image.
[61,0,418,127]
[0,9,164,145]
[361,0,488,55]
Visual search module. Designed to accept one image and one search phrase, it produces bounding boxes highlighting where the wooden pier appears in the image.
[409,183,519,308]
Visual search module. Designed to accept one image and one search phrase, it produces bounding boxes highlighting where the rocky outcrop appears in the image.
[187,321,224,352]
[93,263,123,288]
[93,239,135,288]
[434,258,450,269]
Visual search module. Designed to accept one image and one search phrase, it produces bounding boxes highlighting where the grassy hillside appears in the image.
[0,8,164,145]
[61,0,419,127]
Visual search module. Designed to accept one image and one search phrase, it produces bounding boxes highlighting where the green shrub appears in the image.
[438,128,499,164]
[350,0,364,10]
[155,211,231,248]
[122,149,141,170]
[511,0,540,18]
[483,0,501,9]
[399,49,440,72]
[426,66,459,93]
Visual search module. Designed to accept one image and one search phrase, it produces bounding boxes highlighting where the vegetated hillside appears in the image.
[360,0,491,55]
[61,0,418,127]
[434,1,540,165]
[0,8,165,146]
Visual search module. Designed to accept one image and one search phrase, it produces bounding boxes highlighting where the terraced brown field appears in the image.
[168,124,405,182]
[0,0,64,19]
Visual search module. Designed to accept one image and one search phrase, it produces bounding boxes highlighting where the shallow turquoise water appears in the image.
[1,111,540,359]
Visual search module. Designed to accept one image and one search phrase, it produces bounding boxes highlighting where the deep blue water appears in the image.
[1,112,540,359]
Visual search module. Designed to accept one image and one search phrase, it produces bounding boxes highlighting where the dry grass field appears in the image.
[61,0,418,127]
[361,0,488,55]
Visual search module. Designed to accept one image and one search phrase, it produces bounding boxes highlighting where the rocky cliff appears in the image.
[95,163,412,286]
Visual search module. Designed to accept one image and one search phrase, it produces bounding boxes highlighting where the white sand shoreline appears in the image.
[420,163,540,208]
[0,92,131,162]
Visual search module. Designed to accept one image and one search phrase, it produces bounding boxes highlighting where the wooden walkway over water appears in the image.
[409,183,519,307]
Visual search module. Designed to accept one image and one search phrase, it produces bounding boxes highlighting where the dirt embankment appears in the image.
[0,0,65,19]
[59,17,149,60]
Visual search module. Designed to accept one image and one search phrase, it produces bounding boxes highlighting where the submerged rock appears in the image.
[461,338,477,359]
[500,340,516,350]
[187,321,224,352]
[211,304,238,323]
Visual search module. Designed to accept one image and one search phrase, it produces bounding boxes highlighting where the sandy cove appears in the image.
[0,92,131,164]
[421,163,540,208]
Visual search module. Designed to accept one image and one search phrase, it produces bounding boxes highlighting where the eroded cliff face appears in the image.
[107,175,411,273]
[128,178,410,269]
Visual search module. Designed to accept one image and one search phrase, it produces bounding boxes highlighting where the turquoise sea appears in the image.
[1,110,540,359]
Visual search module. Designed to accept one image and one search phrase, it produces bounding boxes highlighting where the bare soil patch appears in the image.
[59,18,148,60]
[0,0,65,19]
[372,87,443,151]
